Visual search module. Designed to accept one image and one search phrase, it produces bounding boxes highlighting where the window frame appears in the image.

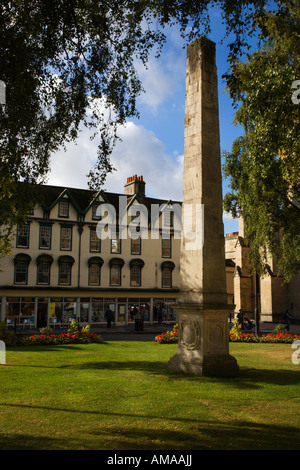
[88,263,101,286]
[131,237,141,255]
[162,267,172,288]
[58,262,72,285]
[60,225,72,251]
[89,227,101,252]
[130,265,142,287]
[162,236,172,258]
[37,261,51,285]
[111,233,121,254]
[16,224,30,249]
[58,199,69,218]
[14,260,29,285]
[39,224,52,250]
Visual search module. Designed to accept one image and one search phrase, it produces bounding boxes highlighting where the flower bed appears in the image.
[155,325,178,344]
[0,332,103,347]
[229,331,300,344]
[155,322,300,344]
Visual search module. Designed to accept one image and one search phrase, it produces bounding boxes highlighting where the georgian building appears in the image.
[0,175,181,329]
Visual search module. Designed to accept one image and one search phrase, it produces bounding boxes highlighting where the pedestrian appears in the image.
[284,309,291,332]
[237,309,245,330]
[157,306,163,324]
[105,308,113,328]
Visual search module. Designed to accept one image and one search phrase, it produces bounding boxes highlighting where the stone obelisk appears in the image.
[168,38,239,377]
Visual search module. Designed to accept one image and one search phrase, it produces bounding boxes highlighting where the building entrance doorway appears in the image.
[37,302,48,328]
[118,304,126,323]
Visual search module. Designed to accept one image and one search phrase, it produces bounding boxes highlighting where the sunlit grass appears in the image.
[0,341,299,450]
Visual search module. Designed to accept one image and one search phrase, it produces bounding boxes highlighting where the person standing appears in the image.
[105,308,113,328]
[284,309,291,332]
[157,306,163,324]
[237,309,245,330]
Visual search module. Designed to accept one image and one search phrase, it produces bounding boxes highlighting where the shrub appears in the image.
[274,323,286,333]
[39,327,53,336]
[67,319,79,334]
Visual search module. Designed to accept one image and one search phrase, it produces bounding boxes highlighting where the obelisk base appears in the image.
[168,303,239,378]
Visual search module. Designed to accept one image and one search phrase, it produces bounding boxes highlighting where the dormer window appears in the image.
[92,204,101,220]
[58,200,69,218]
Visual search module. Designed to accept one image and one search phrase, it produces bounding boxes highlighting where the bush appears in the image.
[274,323,286,333]
[39,327,53,336]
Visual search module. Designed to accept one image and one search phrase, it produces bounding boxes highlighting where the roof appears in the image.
[36,183,182,216]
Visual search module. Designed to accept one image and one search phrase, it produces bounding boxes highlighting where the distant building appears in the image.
[0,175,181,328]
[1,176,299,329]
[225,217,300,323]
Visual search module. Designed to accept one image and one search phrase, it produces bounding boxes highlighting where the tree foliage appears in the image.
[0,0,286,256]
[223,0,300,281]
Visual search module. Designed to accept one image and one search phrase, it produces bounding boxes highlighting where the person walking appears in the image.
[237,309,245,330]
[284,309,291,332]
[157,306,163,324]
[105,308,113,328]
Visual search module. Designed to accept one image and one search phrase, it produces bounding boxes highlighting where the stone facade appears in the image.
[0,177,181,328]
[225,217,300,322]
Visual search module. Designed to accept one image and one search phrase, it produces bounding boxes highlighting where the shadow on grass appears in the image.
[70,360,300,388]
[6,350,300,388]
[0,408,299,450]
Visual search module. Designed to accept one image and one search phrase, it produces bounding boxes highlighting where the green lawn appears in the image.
[0,341,299,450]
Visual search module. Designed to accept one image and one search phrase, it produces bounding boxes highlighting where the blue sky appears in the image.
[47,7,252,235]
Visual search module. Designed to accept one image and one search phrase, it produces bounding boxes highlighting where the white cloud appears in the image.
[47,120,183,202]
[135,46,186,114]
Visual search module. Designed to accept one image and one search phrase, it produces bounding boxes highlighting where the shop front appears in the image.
[1,294,178,328]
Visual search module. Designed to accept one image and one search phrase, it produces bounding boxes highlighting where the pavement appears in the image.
[12,320,300,341]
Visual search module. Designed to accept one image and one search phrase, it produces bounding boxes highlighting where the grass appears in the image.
[0,340,300,450]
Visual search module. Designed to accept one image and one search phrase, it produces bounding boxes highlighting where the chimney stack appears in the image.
[124,175,145,197]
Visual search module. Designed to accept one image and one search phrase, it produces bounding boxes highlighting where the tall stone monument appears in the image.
[168,38,239,377]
